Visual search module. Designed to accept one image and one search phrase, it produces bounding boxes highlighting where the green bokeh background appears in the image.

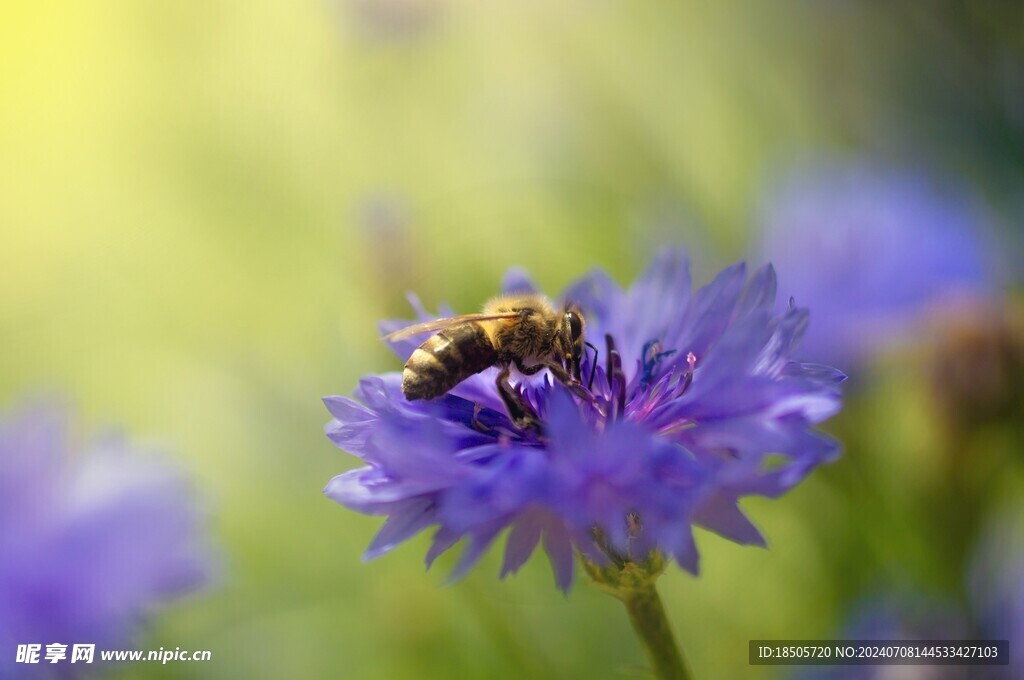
[2,2,1021,678]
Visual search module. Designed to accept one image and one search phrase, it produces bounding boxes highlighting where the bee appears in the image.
[383,294,590,429]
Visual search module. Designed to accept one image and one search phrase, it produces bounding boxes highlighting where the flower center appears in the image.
[602,334,627,422]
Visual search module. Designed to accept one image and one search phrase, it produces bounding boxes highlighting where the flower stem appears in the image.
[620,581,692,680]
[581,546,693,680]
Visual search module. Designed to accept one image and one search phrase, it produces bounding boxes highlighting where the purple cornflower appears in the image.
[793,594,970,680]
[796,511,1024,680]
[756,159,993,371]
[324,249,844,591]
[969,514,1024,679]
[0,402,211,674]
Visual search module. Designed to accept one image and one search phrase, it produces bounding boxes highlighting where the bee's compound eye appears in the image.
[567,311,583,339]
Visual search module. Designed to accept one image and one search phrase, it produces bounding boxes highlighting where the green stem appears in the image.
[581,543,692,680]
[620,582,691,680]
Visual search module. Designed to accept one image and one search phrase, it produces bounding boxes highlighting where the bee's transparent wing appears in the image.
[382,313,520,342]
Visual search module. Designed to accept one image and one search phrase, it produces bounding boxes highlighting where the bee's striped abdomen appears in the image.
[402,323,498,400]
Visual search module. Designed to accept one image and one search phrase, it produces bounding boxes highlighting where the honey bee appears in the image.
[383,294,590,429]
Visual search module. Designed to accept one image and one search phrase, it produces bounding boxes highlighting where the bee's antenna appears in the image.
[584,341,599,391]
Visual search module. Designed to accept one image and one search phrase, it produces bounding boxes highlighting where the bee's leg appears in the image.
[514,361,547,377]
[496,365,542,432]
[538,361,573,385]
[470,404,492,434]
[515,359,576,394]
[514,358,574,384]
[516,359,600,409]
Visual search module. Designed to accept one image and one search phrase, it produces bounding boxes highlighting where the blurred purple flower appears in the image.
[0,403,211,674]
[794,594,970,680]
[969,513,1024,679]
[756,160,993,372]
[324,249,844,591]
[798,511,1024,680]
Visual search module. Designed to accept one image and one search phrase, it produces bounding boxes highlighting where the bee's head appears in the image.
[558,303,586,382]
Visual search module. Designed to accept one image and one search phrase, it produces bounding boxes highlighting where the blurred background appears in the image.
[1,1,1022,678]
